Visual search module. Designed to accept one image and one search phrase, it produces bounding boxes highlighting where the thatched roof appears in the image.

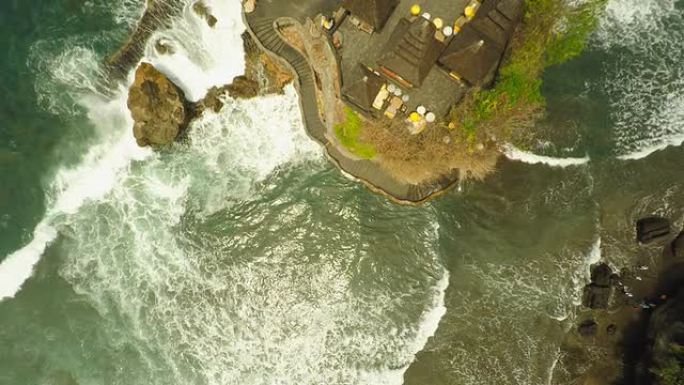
[438,0,523,86]
[342,0,399,31]
[377,17,445,88]
[438,24,504,86]
[342,65,385,113]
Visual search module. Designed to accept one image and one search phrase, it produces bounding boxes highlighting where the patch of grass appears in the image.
[450,0,608,139]
[334,106,376,159]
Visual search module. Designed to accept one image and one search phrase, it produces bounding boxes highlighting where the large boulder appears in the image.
[637,216,671,244]
[582,263,616,309]
[127,63,189,147]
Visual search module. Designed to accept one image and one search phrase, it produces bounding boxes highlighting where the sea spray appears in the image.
[146,0,246,101]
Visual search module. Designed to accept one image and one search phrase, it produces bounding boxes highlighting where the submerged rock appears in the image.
[127,63,189,147]
[578,319,598,337]
[637,216,671,244]
[192,1,217,27]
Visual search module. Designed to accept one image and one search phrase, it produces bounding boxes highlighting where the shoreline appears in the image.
[242,12,463,204]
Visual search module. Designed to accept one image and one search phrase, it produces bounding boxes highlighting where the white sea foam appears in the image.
[593,0,684,159]
[503,144,590,167]
[0,0,249,300]
[570,237,601,307]
[146,0,246,101]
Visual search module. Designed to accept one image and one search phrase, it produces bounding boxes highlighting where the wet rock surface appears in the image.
[637,216,671,244]
[582,263,617,309]
[127,63,189,147]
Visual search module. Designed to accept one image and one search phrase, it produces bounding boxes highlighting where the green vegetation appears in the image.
[652,344,684,385]
[451,0,608,139]
[334,106,376,159]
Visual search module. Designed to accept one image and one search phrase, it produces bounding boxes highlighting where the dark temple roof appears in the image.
[341,0,399,31]
[342,65,385,113]
[377,17,445,88]
[438,0,523,86]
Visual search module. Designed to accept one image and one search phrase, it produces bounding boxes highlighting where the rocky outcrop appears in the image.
[192,1,218,27]
[582,263,618,309]
[637,216,671,244]
[127,63,189,147]
[226,76,260,99]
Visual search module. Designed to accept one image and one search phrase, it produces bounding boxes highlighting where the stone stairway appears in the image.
[248,17,328,144]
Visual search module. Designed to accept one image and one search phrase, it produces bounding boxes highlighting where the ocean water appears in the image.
[0,1,683,385]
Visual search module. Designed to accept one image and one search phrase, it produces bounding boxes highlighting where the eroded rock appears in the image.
[127,63,189,147]
[637,216,671,244]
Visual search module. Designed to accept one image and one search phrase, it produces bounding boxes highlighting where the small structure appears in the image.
[341,0,399,33]
[341,64,385,115]
[438,0,523,87]
[377,17,446,89]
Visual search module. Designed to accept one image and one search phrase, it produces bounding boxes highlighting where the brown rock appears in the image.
[127,63,189,147]
[193,85,230,115]
[226,75,260,99]
[192,1,217,27]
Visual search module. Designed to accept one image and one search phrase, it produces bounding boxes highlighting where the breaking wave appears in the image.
[503,144,590,167]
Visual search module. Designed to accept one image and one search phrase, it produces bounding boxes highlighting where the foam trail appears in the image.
[503,144,590,167]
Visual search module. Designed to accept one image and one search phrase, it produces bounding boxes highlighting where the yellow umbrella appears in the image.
[465,6,475,18]
[433,17,444,29]
[410,4,421,16]
[409,112,421,122]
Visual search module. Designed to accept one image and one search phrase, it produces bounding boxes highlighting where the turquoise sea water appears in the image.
[1,1,684,385]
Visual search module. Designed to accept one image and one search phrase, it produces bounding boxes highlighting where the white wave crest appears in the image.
[503,144,590,167]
